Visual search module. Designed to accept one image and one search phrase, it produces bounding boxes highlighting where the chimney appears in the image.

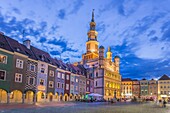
[23,39,31,49]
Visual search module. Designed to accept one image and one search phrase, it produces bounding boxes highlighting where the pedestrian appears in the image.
[163,100,166,108]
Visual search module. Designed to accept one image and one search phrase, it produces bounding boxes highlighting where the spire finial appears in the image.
[108,46,111,52]
[91,9,95,22]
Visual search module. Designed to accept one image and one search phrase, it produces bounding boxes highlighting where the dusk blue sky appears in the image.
[0,0,170,80]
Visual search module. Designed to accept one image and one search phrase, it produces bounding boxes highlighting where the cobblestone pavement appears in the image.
[0,102,169,113]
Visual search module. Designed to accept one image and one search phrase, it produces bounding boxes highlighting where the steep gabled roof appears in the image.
[5,36,26,55]
[20,44,37,60]
[0,34,14,52]
[31,46,52,64]
[122,78,132,81]
[159,74,170,80]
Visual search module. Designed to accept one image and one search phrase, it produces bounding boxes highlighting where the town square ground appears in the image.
[0,102,169,113]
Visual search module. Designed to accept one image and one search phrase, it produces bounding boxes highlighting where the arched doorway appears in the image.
[37,91,45,103]
[64,94,68,101]
[60,93,63,101]
[25,90,34,103]
[0,89,7,103]
[47,92,53,102]
[70,94,73,101]
[55,92,59,101]
[10,90,22,103]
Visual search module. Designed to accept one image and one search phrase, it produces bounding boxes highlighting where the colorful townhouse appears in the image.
[148,79,158,100]
[47,58,56,102]
[132,80,140,98]
[7,36,28,104]
[158,75,170,101]
[140,78,149,99]
[21,40,38,104]
[121,78,133,99]
[31,46,51,102]
[0,34,14,104]
[54,59,66,101]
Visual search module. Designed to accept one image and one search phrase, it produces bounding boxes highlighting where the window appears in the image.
[87,81,89,84]
[0,54,7,64]
[15,73,22,83]
[87,44,90,49]
[164,86,166,88]
[57,72,60,78]
[71,76,74,82]
[16,59,23,69]
[57,82,60,88]
[95,44,98,50]
[66,84,69,90]
[71,85,74,89]
[62,83,64,89]
[96,72,98,77]
[66,75,69,80]
[40,79,45,85]
[164,91,166,94]
[87,87,89,92]
[41,68,45,73]
[76,78,78,82]
[0,70,6,81]
[95,81,97,86]
[30,64,35,72]
[76,86,78,90]
[29,77,35,85]
[62,73,65,79]
[49,70,54,77]
[49,81,54,88]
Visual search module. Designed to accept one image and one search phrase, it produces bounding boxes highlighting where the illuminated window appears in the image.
[0,54,7,64]
[95,44,98,50]
[76,78,78,82]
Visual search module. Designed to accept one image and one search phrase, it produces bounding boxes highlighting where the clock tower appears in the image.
[82,9,99,62]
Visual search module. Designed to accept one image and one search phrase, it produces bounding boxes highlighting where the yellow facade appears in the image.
[158,80,170,101]
[104,70,121,99]
[121,80,133,98]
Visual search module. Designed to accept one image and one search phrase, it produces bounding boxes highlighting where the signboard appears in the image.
[37,85,46,91]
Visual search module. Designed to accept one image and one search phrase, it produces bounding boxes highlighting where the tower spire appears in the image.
[91,9,95,22]
[108,46,111,52]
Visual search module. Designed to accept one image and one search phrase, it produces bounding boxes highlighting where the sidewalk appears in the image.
[0,102,76,110]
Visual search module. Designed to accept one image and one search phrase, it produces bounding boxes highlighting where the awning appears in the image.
[88,93,103,97]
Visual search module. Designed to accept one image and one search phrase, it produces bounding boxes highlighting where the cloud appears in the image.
[58,9,66,19]
[0,0,170,79]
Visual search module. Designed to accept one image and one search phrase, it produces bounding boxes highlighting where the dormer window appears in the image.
[16,48,20,51]
[41,55,44,61]
[0,42,4,47]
